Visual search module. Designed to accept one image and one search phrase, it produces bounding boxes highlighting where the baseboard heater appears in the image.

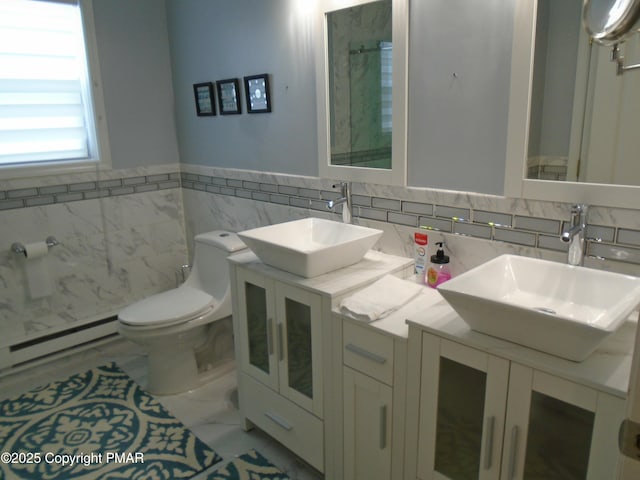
[5,316,119,369]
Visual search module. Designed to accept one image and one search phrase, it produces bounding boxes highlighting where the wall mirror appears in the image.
[505,0,640,207]
[584,0,640,74]
[316,0,408,185]
[584,0,640,46]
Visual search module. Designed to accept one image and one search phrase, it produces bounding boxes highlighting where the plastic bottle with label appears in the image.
[426,242,451,288]
[413,231,428,283]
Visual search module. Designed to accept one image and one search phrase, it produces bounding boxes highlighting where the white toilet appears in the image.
[118,230,246,395]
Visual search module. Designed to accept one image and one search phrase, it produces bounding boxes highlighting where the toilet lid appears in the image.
[119,286,215,327]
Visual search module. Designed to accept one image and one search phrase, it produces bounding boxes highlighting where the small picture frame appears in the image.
[193,82,215,116]
[244,74,271,113]
[216,78,241,115]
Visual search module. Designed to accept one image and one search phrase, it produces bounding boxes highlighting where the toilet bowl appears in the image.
[118,230,246,394]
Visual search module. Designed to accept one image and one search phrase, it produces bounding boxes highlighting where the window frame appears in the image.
[0,0,111,180]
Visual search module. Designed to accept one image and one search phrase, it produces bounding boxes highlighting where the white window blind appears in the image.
[380,41,392,134]
[0,0,96,168]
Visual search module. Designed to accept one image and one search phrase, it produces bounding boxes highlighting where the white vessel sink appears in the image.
[237,218,383,278]
[437,254,640,361]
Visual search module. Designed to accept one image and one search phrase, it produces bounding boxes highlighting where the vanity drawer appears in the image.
[343,321,394,386]
[239,372,324,472]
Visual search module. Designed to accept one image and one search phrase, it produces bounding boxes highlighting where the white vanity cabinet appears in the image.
[342,320,399,480]
[332,287,443,480]
[234,266,324,471]
[229,249,414,476]
[413,332,625,480]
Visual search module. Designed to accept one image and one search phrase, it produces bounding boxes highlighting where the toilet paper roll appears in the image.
[23,241,48,259]
[22,241,52,299]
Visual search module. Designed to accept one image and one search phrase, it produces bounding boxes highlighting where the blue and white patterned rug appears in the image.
[0,362,221,480]
[207,450,289,480]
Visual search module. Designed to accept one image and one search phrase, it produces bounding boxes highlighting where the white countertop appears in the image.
[406,299,636,399]
[335,282,635,398]
[241,247,636,398]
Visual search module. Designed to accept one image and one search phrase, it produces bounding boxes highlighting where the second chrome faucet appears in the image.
[561,204,589,266]
[326,182,352,224]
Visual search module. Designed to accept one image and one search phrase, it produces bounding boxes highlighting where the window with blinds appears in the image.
[0,0,101,173]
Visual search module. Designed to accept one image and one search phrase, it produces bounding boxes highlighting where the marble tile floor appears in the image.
[0,336,324,480]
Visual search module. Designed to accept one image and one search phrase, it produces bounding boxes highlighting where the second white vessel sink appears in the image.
[238,218,383,278]
[437,254,640,361]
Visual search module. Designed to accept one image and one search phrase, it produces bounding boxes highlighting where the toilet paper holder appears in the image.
[11,236,59,256]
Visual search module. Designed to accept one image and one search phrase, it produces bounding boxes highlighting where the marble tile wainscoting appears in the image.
[181,164,640,281]
[0,164,188,369]
[3,161,640,371]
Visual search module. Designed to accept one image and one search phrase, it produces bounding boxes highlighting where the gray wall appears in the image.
[93,0,179,169]
[166,0,319,176]
[528,0,582,157]
[166,0,515,195]
[407,0,514,195]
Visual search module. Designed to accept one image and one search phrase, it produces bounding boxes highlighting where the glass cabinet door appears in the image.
[504,365,603,480]
[418,335,509,480]
[246,281,270,374]
[284,297,313,399]
[236,269,323,416]
[522,392,594,479]
[276,283,323,416]
[434,357,488,480]
[236,269,278,391]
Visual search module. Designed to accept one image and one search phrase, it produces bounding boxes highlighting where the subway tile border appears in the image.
[179,172,640,266]
[3,168,640,267]
[0,173,181,211]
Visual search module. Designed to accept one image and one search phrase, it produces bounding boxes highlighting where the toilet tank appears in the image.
[187,231,246,301]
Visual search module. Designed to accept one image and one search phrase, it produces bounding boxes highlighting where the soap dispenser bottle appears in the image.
[426,242,451,288]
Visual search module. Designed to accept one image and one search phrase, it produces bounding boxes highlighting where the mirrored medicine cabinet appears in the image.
[505,0,640,208]
[316,0,640,208]
[316,0,408,186]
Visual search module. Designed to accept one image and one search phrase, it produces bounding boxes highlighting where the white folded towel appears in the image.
[340,274,423,322]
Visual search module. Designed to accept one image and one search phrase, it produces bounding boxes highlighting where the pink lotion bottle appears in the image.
[426,242,451,288]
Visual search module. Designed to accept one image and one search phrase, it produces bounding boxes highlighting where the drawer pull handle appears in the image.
[379,404,387,449]
[277,323,284,361]
[345,343,387,364]
[264,411,293,431]
[508,425,519,480]
[483,416,495,470]
[266,318,274,356]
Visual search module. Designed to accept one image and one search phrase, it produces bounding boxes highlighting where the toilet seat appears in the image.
[118,286,216,328]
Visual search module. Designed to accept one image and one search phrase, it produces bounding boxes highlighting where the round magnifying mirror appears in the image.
[584,0,640,45]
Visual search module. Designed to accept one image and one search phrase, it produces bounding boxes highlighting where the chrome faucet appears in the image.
[326,182,352,224]
[561,204,589,266]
